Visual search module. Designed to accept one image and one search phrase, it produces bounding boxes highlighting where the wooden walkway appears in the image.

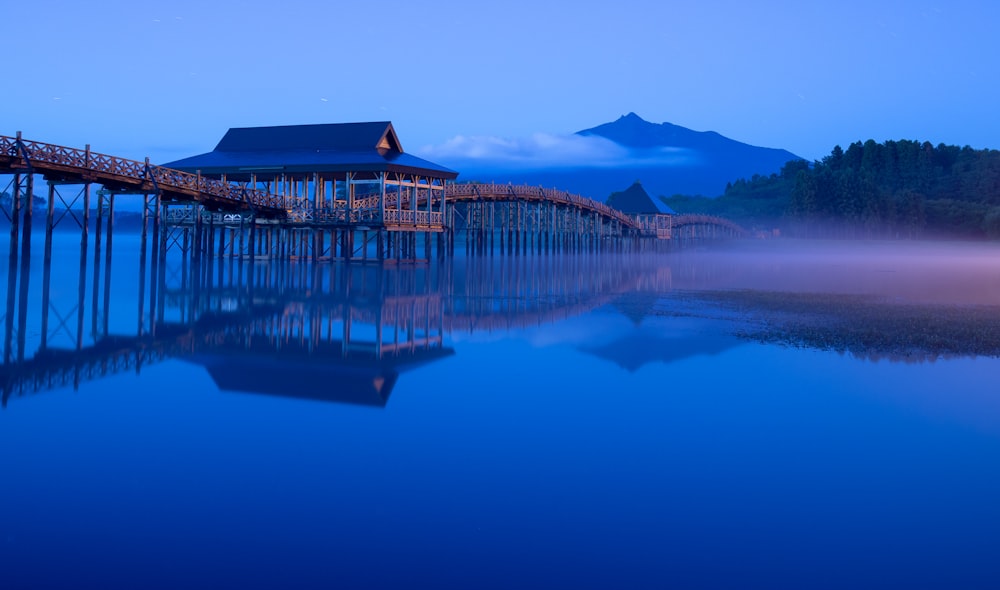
[445,183,639,228]
[0,133,285,214]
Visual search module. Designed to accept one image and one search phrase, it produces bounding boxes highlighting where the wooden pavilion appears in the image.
[162,121,459,260]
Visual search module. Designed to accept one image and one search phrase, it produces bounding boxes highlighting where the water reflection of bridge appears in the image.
[1,234,674,407]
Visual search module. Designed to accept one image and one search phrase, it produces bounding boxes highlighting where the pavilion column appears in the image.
[379,172,386,226]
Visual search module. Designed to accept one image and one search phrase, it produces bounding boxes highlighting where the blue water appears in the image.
[3,233,1000,589]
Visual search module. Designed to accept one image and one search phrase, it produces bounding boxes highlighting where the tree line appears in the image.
[661,140,1000,238]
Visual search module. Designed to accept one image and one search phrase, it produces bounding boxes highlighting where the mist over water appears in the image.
[3,233,1000,589]
[666,239,1000,304]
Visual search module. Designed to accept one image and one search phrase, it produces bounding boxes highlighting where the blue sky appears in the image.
[5,0,998,167]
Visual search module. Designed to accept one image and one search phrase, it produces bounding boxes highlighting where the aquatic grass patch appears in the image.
[656,290,1000,361]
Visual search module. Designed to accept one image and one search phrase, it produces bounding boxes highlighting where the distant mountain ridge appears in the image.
[457,113,802,200]
[578,112,798,163]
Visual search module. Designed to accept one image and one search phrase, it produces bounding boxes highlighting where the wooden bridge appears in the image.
[1,133,745,262]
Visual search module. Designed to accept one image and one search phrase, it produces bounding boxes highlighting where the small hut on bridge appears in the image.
[606,181,674,239]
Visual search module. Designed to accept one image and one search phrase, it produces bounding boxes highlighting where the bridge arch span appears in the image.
[671,214,747,240]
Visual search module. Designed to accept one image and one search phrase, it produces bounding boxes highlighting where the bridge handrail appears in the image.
[1,134,285,213]
[672,213,746,234]
[445,182,639,228]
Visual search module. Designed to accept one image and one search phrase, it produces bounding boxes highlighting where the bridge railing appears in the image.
[352,195,382,210]
[383,210,443,226]
[445,183,639,228]
[314,208,378,224]
[1,134,285,214]
[672,214,746,235]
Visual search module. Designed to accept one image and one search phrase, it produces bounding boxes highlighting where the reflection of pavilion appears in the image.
[160,262,453,406]
[186,342,452,408]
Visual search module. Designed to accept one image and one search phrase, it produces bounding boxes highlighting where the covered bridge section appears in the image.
[606,181,674,240]
[605,180,747,246]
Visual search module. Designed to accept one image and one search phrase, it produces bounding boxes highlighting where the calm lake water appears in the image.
[3,232,1000,589]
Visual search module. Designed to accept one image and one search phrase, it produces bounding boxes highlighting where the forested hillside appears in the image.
[662,140,1000,238]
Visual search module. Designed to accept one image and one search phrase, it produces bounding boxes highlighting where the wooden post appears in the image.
[76,184,90,352]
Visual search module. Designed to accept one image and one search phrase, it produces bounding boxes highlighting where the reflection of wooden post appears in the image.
[4,223,17,365]
[342,269,352,357]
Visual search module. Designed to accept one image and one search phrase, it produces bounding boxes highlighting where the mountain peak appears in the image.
[618,112,646,122]
[579,114,696,150]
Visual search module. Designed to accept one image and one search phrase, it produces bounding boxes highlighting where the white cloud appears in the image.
[415,132,695,170]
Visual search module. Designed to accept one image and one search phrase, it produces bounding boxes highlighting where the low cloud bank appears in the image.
[415,132,696,170]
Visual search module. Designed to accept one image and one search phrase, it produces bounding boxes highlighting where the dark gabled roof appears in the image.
[214,122,403,152]
[183,344,455,408]
[161,122,458,180]
[606,181,673,215]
